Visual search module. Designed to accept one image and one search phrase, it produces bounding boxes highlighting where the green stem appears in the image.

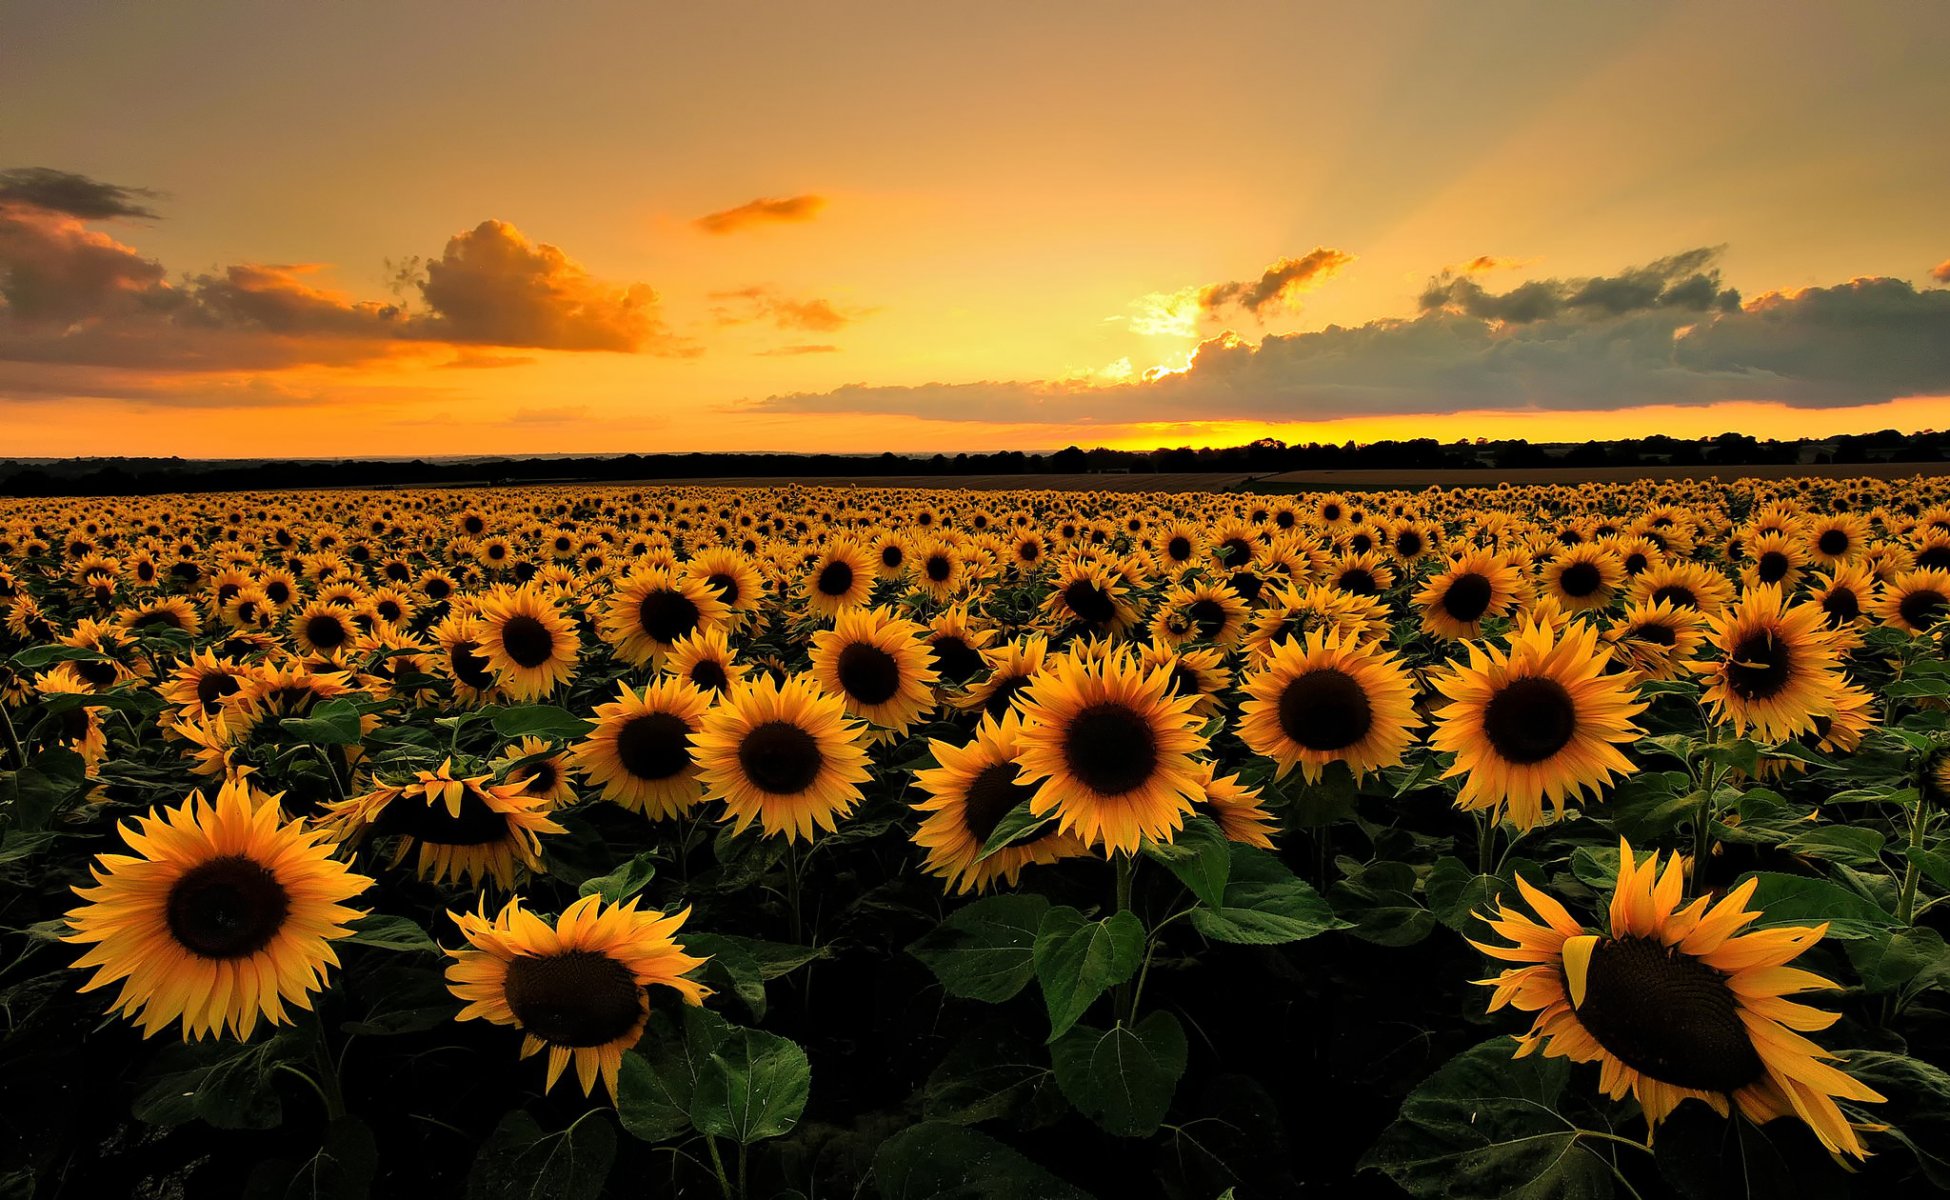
[704,1135,734,1200]
[1690,765,1723,896]
[784,843,804,945]
[737,1142,749,1199]
[1128,937,1159,1022]
[1112,852,1136,1025]
[1896,790,1929,926]
[0,703,24,770]
[310,1017,346,1121]
[1476,810,1497,877]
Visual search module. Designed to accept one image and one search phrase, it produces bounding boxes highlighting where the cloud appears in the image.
[1933,259,1950,284]
[1198,248,1354,320]
[1453,255,1528,274]
[709,285,868,333]
[0,167,160,220]
[0,173,688,369]
[693,194,825,235]
[755,250,1950,424]
[756,343,841,356]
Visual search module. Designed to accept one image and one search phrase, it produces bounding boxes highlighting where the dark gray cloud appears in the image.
[757,251,1950,424]
[0,167,161,220]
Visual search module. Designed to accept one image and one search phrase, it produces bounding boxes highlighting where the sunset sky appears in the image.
[6,1,1949,458]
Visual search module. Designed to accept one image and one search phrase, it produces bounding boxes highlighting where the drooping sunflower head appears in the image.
[1602,598,1707,681]
[491,735,580,809]
[954,634,1050,721]
[65,778,371,1040]
[1191,762,1277,849]
[691,673,873,842]
[447,894,709,1099]
[1473,839,1884,1159]
[430,612,504,704]
[323,759,565,890]
[1238,629,1418,783]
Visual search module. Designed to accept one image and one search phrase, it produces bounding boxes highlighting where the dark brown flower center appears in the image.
[689,659,730,692]
[1756,551,1791,583]
[961,762,1046,845]
[1336,568,1379,596]
[638,589,700,644]
[836,641,902,706]
[1189,598,1229,639]
[1573,936,1764,1092]
[615,711,693,781]
[503,951,643,1048]
[1817,529,1849,557]
[738,721,825,794]
[1821,587,1860,626]
[165,854,291,960]
[930,636,985,684]
[449,641,496,690]
[925,555,953,583]
[1441,573,1494,622]
[1063,579,1117,625]
[1900,588,1946,631]
[982,675,1033,720]
[1482,676,1578,764]
[1629,622,1677,646]
[1062,703,1158,796]
[1276,668,1373,752]
[1726,631,1793,700]
[375,785,512,845]
[1651,584,1697,609]
[196,671,243,710]
[500,614,556,668]
[1166,536,1193,561]
[816,560,855,597]
[1559,561,1602,598]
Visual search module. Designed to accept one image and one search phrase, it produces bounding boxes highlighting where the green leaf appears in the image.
[1425,856,1543,935]
[1190,844,1347,945]
[279,697,365,746]
[1571,845,1621,891]
[1778,825,1885,867]
[684,932,818,1022]
[1700,738,1762,776]
[465,1110,616,1200]
[1033,906,1144,1041]
[1280,761,1358,827]
[688,1025,811,1145]
[343,912,438,954]
[910,893,1050,1002]
[1,747,86,833]
[490,704,594,741]
[133,1031,307,1131]
[1142,816,1230,909]
[1050,1011,1187,1138]
[1738,872,1897,940]
[576,850,658,902]
[1907,846,1950,891]
[1846,926,1950,995]
[615,1006,729,1144]
[975,800,1056,862]
[277,1117,379,1200]
[1838,1051,1950,1188]
[921,1024,1065,1129]
[1332,859,1435,947]
[1652,1102,1846,1200]
[1360,1037,1620,1200]
[873,1121,1094,1200]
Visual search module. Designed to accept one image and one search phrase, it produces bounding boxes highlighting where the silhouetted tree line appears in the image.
[2,429,1944,497]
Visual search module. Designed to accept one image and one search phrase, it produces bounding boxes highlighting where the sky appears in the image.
[4,0,1949,458]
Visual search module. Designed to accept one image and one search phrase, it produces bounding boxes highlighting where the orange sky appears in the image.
[5,2,1950,457]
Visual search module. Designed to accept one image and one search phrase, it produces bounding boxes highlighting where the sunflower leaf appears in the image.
[1143,816,1230,909]
[279,698,364,746]
[1737,871,1898,940]
[975,800,1056,862]
[1049,1011,1187,1138]
[344,912,438,954]
[1034,906,1144,1041]
[133,1029,308,1131]
[873,1121,1094,1199]
[1359,1037,1620,1200]
[490,705,594,741]
[688,1025,811,1144]
[909,893,1049,1003]
[1190,844,1347,945]
[1838,1051,1950,1188]
[465,1109,615,1200]
[576,850,659,903]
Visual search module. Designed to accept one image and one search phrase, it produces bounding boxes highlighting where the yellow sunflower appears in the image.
[600,567,731,668]
[1012,649,1208,856]
[1474,839,1884,1159]
[692,674,873,841]
[1414,549,1526,641]
[662,625,745,695]
[1429,618,1646,830]
[808,606,940,735]
[1695,586,1846,742]
[802,539,876,620]
[1193,763,1277,848]
[323,760,564,889]
[1238,629,1418,783]
[1602,598,1707,682]
[1542,544,1625,614]
[911,711,1084,893]
[492,736,580,809]
[954,634,1050,721]
[65,778,370,1040]
[572,678,713,819]
[474,584,580,700]
[447,894,709,1099]
[1874,568,1950,635]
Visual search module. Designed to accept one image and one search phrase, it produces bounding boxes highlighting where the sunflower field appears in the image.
[4,478,1950,1199]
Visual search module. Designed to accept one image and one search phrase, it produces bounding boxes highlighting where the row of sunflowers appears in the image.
[2,477,1949,1198]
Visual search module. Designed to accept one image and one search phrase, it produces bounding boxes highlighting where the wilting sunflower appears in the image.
[600,567,730,668]
[1430,618,1646,830]
[1012,650,1208,856]
[1631,560,1735,617]
[447,894,708,1099]
[1603,598,1707,681]
[431,612,504,705]
[1474,839,1884,1159]
[1192,763,1277,848]
[323,760,564,889]
[492,735,580,808]
[36,669,110,770]
[65,778,370,1040]
[474,585,580,700]
[912,711,1084,893]
[572,678,712,818]
[1695,585,1846,742]
[692,674,873,841]
[802,539,877,620]
[1873,568,1950,635]
[1415,549,1526,641]
[1238,629,1417,783]
[809,606,940,735]
[955,634,1049,720]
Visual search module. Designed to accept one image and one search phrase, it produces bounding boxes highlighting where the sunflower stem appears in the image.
[0,703,23,770]
[784,842,804,944]
[1896,789,1929,926]
[704,1135,734,1200]
[1113,852,1136,1024]
[1475,811,1497,877]
[309,1016,346,1122]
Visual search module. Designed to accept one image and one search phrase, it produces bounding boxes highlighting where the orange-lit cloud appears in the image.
[1934,259,1950,284]
[1452,254,1529,274]
[692,194,826,235]
[1198,248,1353,320]
[756,343,841,356]
[707,285,866,333]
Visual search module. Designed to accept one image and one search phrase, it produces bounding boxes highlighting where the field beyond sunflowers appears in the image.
[4,479,1950,1200]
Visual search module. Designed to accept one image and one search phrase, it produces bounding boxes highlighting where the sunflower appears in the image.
[64,778,370,1040]
[1153,521,1207,574]
[1602,598,1706,681]
[1238,629,1417,783]
[572,678,712,819]
[1873,568,1950,635]
[1430,618,1646,831]
[662,625,745,695]
[802,539,876,620]
[1473,839,1884,1159]
[600,567,730,668]
[447,894,709,1099]
[1542,544,1625,614]
[1041,558,1140,639]
[924,604,997,688]
[1150,580,1250,651]
[1695,586,1847,742]
[1808,564,1878,639]
[1740,530,1810,593]
[692,674,873,841]
[809,606,940,735]
[475,585,580,700]
[323,760,564,889]
[1325,550,1396,598]
[1414,550,1526,641]
[117,596,201,639]
[955,634,1050,721]
[908,536,969,603]
[492,736,580,809]
[430,612,504,705]
[1012,649,1208,856]
[35,669,109,770]
[681,547,765,628]
[1138,642,1233,719]
[911,711,1084,893]
[159,649,251,717]
[1631,560,1735,617]
[1193,763,1277,848]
